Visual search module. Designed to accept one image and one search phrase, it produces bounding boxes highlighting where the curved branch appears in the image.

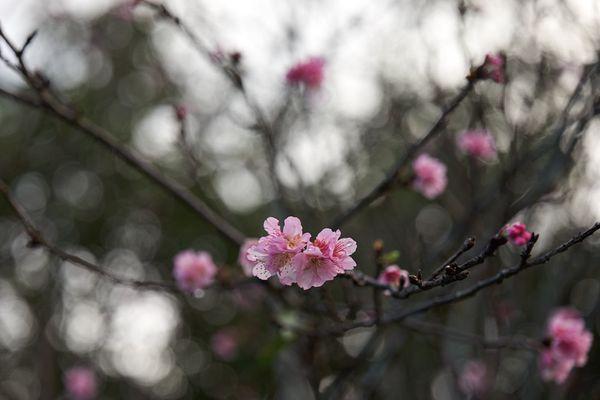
[330,81,474,228]
[0,179,177,291]
[0,28,246,246]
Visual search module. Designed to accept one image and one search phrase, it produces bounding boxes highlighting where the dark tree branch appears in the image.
[0,28,246,246]
[402,318,541,351]
[0,179,177,291]
[141,1,292,216]
[427,236,475,280]
[330,81,474,229]
[330,222,600,334]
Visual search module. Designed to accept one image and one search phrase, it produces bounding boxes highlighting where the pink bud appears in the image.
[174,104,187,121]
[238,239,258,276]
[502,222,532,246]
[377,265,410,290]
[480,53,505,83]
[286,57,325,89]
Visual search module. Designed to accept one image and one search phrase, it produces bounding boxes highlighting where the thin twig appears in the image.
[428,236,475,280]
[401,318,540,351]
[140,1,291,216]
[328,222,600,334]
[0,29,246,246]
[0,179,177,291]
[330,81,474,229]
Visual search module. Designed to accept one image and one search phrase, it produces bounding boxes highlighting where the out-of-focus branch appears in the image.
[330,81,474,229]
[402,318,540,351]
[141,1,291,215]
[0,179,177,292]
[0,28,247,246]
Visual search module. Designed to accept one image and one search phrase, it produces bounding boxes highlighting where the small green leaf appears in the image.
[381,250,400,265]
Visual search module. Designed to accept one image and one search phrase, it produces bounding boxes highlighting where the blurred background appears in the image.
[0,0,600,399]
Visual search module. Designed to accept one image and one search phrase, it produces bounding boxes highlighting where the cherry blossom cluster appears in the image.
[539,308,593,384]
[241,217,357,290]
[502,221,533,246]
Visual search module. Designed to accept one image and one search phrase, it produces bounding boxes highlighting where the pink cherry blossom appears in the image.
[173,250,218,292]
[248,217,311,285]
[412,154,447,199]
[377,265,410,290]
[238,239,258,276]
[457,129,497,161]
[292,228,357,290]
[502,222,532,246]
[539,308,593,384]
[286,57,325,89]
[211,329,239,361]
[481,53,505,83]
[458,360,489,397]
[64,367,97,400]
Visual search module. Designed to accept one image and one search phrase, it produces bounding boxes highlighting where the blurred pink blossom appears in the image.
[412,154,447,199]
[114,0,141,21]
[286,57,325,89]
[539,308,593,384]
[238,239,258,276]
[174,104,188,121]
[481,53,505,83]
[457,129,497,161]
[248,217,311,285]
[293,228,357,290]
[502,222,532,246]
[64,367,97,400]
[458,360,489,397]
[211,329,239,361]
[173,250,217,292]
[377,265,410,290]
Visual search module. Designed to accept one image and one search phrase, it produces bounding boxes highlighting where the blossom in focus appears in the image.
[64,367,97,400]
[211,329,239,361]
[457,129,497,161]
[286,57,325,89]
[412,153,447,199]
[502,222,532,246]
[458,360,489,397]
[248,217,311,285]
[238,239,258,276]
[173,250,218,292]
[539,307,593,384]
[293,228,357,290]
[481,53,505,83]
[377,265,410,290]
